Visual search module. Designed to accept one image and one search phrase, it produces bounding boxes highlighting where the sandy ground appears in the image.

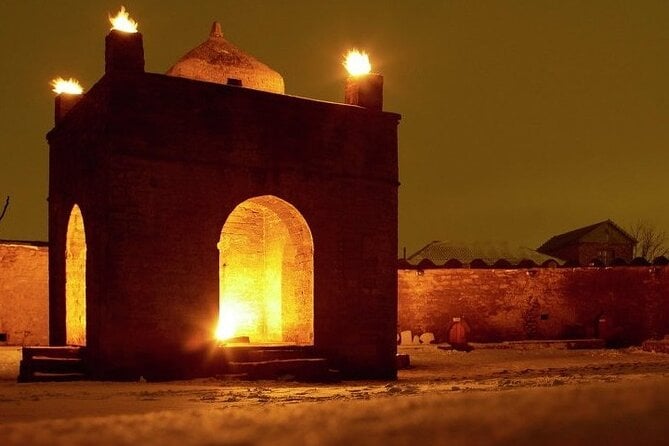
[1,345,669,445]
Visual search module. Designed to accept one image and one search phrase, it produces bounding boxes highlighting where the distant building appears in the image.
[537,220,636,266]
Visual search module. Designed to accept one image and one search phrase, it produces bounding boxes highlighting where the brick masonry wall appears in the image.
[398,266,669,344]
[0,244,49,345]
[3,244,667,352]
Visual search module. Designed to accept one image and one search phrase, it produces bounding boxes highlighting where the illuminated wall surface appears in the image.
[0,243,49,345]
[65,204,86,346]
[218,195,313,344]
[398,267,669,344]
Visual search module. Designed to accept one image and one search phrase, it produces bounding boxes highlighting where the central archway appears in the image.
[217,195,314,344]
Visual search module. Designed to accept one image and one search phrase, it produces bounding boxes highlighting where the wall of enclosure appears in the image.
[398,265,669,345]
[0,243,49,346]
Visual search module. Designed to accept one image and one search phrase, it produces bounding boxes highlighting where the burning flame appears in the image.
[51,77,83,95]
[109,6,138,33]
[215,312,238,341]
[344,50,372,76]
[215,301,256,341]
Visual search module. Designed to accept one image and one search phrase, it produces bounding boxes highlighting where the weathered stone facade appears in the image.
[0,242,48,346]
[399,266,669,345]
[47,28,400,380]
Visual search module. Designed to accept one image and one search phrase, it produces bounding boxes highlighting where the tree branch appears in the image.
[0,196,8,222]
[628,219,668,260]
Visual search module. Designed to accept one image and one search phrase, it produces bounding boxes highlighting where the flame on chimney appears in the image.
[344,50,371,77]
[52,77,84,124]
[343,50,383,111]
[51,77,83,95]
[109,6,138,33]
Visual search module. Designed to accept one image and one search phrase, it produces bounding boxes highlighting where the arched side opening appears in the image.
[217,195,313,344]
[65,204,87,346]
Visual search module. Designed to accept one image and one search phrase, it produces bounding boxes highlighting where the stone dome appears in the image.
[166,22,284,94]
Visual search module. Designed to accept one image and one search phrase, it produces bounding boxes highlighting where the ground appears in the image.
[1,345,669,445]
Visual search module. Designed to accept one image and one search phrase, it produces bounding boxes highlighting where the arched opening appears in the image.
[217,195,313,344]
[65,204,87,346]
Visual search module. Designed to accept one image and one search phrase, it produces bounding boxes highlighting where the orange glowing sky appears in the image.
[0,1,668,254]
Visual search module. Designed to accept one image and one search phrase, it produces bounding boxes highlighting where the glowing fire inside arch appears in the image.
[216,195,314,345]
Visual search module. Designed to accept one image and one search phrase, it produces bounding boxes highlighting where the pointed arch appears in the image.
[217,195,314,344]
[65,204,87,346]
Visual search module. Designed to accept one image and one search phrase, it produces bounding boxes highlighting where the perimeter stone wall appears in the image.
[398,266,669,345]
[0,243,49,345]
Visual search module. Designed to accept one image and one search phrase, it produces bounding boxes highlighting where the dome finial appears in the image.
[166,20,285,94]
[210,21,223,38]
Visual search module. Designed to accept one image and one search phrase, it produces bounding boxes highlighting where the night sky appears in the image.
[0,1,667,254]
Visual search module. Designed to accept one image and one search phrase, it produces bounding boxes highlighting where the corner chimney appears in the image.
[54,94,82,125]
[105,30,145,73]
[344,73,384,111]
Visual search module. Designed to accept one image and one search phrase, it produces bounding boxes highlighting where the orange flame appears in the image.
[344,50,371,76]
[215,300,256,341]
[51,77,83,95]
[109,6,138,33]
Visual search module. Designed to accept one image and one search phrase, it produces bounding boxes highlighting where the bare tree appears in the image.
[628,220,668,261]
[0,196,8,223]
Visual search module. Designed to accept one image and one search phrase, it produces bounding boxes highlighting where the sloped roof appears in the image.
[537,219,636,254]
[166,22,285,94]
[406,240,562,267]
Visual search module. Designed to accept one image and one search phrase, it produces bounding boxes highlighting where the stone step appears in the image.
[218,345,316,363]
[22,346,83,360]
[227,358,338,381]
[247,349,318,362]
[20,357,85,375]
[18,346,87,382]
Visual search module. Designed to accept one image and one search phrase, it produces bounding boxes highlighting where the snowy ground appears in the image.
[1,345,669,445]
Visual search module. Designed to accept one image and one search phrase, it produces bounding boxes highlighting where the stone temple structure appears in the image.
[47,23,400,380]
